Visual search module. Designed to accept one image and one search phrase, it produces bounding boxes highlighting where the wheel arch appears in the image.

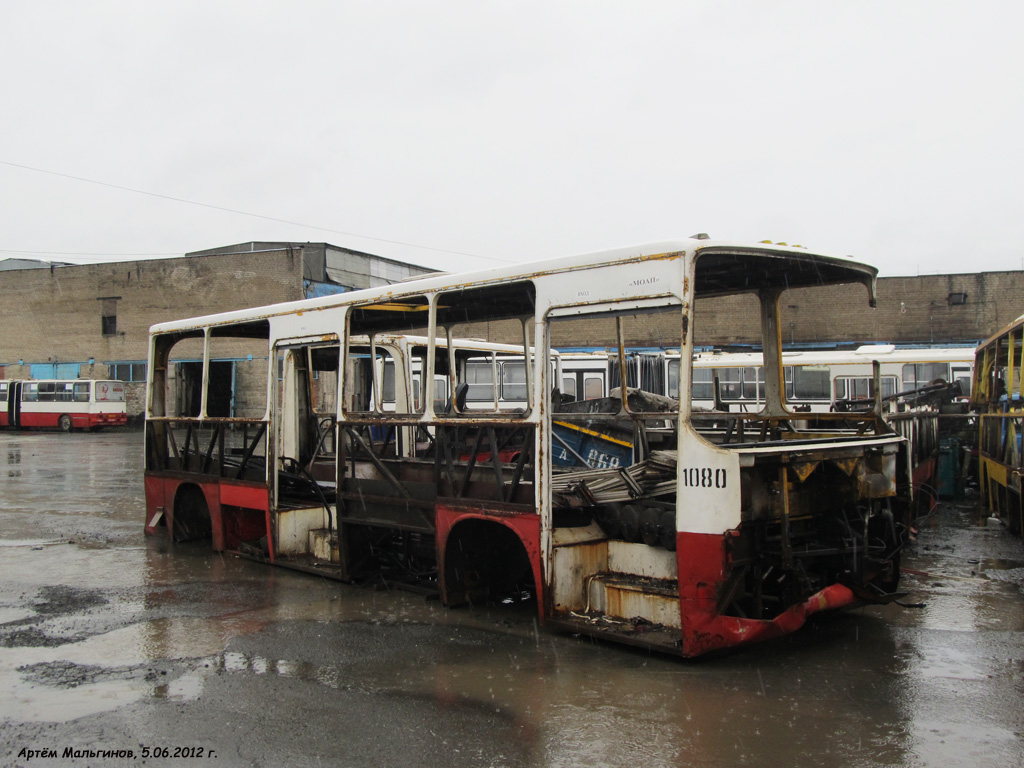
[436,507,544,621]
[171,482,215,543]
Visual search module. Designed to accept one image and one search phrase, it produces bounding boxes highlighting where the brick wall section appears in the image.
[0,249,304,386]
[772,272,1021,347]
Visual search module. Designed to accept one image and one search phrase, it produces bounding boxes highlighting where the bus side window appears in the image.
[719,368,741,400]
[952,366,972,395]
[501,362,528,402]
[583,375,604,400]
[691,367,713,401]
[465,359,497,402]
[903,363,950,390]
[667,359,681,399]
[790,366,831,401]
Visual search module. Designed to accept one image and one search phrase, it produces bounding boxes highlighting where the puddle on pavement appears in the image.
[0,539,59,548]
[1,431,1023,766]
[0,615,264,723]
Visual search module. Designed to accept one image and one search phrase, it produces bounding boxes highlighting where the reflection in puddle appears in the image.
[154,670,205,702]
[0,607,35,624]
[0,614,268,723]
[221,650,343,690]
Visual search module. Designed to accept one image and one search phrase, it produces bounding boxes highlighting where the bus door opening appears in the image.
[8,381,22,428]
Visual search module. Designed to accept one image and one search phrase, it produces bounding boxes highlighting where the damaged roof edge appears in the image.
[692,245,878,306]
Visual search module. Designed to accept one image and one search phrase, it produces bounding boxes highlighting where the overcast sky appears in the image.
[1,2,1021,277]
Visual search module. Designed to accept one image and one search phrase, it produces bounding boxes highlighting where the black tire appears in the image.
[58,414,73,433]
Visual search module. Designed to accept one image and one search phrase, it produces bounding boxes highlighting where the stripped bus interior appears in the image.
[145,240,916,656]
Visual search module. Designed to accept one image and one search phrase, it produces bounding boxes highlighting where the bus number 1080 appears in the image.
[682,467,727,489]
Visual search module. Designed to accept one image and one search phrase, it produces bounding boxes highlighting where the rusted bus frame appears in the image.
[969,313,1024,539]
[971,313,1024,408]
[340,413,536,505]
[146,416,268,478]
[145,238,903,659]
[886,410,939,461]
[689,410,887,445]
[978,412,1024,463]
[977,412,1024,540]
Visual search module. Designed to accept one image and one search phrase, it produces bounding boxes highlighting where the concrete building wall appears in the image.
[0,242,437,423]
[759,271,1022,349]
[0,248,304,382]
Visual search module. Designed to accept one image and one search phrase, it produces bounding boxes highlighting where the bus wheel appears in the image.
[58,415,73,433]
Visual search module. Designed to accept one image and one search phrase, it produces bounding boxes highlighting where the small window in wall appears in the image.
[948,292,968,306]
[100,297,120,336]
[109,362,147,382]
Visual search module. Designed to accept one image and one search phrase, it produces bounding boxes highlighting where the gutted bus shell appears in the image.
[972,313,1024,540]
[144,238,911,657]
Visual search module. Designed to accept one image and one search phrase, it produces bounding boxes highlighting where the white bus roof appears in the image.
[150,238,877,335]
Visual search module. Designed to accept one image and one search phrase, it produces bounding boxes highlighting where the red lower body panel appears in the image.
[912,456,938,513]
[144,474,270,556]
[677,531,856,657]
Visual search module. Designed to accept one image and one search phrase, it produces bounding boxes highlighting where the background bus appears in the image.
[689,345,974,412]
[556,344,974,413]
[0,379,127,431]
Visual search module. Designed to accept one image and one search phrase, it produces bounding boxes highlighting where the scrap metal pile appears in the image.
[551,450,678,506]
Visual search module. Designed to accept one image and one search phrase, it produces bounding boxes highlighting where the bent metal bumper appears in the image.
[677,531,857,657]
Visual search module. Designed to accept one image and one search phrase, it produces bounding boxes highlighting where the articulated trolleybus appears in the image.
[1,379,127,431]
[144,238,912,657]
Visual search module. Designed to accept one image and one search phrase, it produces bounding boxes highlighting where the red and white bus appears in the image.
[144,237,921,658]
[1,379,128,431]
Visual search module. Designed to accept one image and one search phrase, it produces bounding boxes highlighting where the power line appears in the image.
[0,159,514,263]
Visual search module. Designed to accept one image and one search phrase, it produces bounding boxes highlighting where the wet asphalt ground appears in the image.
[0,430,1022,768]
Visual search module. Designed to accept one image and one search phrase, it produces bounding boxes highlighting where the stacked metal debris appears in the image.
[551,450,678,506]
